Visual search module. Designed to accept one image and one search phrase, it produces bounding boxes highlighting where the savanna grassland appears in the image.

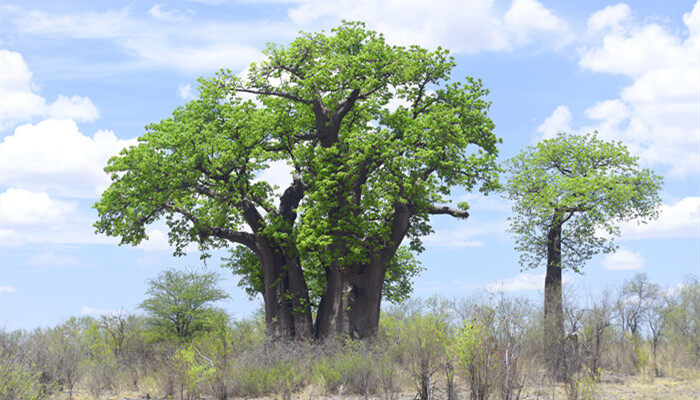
[2,271,698,400]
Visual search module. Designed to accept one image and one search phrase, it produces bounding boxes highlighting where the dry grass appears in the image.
[62,370,699,400]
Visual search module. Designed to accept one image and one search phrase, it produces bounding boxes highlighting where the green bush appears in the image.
[313,350,384,395]
[0,354,45,400]
[450,320,498,400]
[234,362,306,398]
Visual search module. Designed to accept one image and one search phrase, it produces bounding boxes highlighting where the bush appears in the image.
[0,353,45,400]
[233,362,306,398]
[383,309,449,400]
[451,319,498,400]
[313,343,391,396]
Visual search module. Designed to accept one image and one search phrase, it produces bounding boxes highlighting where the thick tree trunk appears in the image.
[347,258,387,338]
[257,241,314,340]
[314,266,349,338]
[284,254,314,338]
[313,260,388,339]
[544,222,565,379]
[259,248,295,338]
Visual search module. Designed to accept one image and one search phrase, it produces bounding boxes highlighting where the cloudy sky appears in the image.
[1,0,698,330]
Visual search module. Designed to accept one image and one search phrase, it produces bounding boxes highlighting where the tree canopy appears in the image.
[95,21,501,339]
[139,269,228,342]
[506,133,662,273]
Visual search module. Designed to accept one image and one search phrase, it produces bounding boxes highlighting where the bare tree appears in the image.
[492,294,535,400]
[617,273,660,370]
[646,292,666,377]
[580,288,614,380]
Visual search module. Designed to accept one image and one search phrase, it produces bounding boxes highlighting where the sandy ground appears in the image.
[70,372,700,400]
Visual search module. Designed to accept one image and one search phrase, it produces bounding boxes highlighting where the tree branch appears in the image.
[427,205,469,219]
[164,205,258,250]
[235,87,310,105]
[278,172,307,222]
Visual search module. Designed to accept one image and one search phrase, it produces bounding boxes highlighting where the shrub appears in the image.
[313,346,386,395]
[0,354,45,400]
[384,311,449,400]
[233,362,306,398]
[451,320,498,400]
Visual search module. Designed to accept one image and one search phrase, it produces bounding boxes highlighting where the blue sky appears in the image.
[1,0,698,330]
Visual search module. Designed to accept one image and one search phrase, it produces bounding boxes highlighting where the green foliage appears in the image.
[382,305,451,399]
[313,341,393,395]
[451,319,498,400]
[234,362,306,397]
[575,370,598,400]
[94,21,501,314]
[139,269,229,342]
[174,344,216,400]
[505,133,663,272]
[662,276,700,363]
[0,354,45,400]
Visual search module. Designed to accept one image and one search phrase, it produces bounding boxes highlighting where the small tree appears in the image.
[451,318,498,400]
[492,294,534,400]
[646,292,666,377]
[580,289,614,380]
[48,320,84,400]
[505,133,662,378]
[617,273,660,371]
[140,269,229,342]
[394,313,448,400]
[662,276,700,365]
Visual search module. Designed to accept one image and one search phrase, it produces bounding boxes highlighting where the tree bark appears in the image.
[254,237,313,340]
[284,254,314,338]
[346,258,388,338]
[544,222,565,379]
[258,243,295,338]
[314,266,349,338]
[341,202,412,339]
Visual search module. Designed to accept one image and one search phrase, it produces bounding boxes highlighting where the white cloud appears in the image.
[0,286,18,294]
[620,197,700,239]
[0,229,24,247]
[9,8,277,73]
[0,50,99,129]
[26,252,79,267]
[580,22,691,77]
[586,3,631,34]
[423,227,486,248]
[486,272,544,292]
[665,282,686,297]
[177,83,193,99]
[0,189,74,226]
[288,0,570,54]
[47,95,99,121]
[138,229,171,251]
[458,193,511,212]
[536,105,571,139]
[81,306,120,316]
[504,0,572,47]
[0,119,136,197]
[485,271,571,292]
[136,256,164,268]
[255,160,293,195]
[551,1,700,175]
[602,248,644,270]
[7,2,572,75]
[148,4,193,21]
